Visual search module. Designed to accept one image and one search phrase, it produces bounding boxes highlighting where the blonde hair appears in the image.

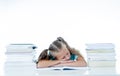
[37,37,82,63]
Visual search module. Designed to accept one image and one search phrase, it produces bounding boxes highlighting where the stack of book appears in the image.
[5,44,36,65]
[86,43,116,67]
[5,44,37,63]
[4,44,37,76]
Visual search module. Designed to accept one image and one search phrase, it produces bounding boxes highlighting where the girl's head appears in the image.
[37,37,71,62]
[49,39,71,60]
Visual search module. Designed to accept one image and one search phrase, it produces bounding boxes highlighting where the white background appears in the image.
[0,0,120,73]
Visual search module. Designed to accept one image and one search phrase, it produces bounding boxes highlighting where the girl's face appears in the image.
[54,44,71,60]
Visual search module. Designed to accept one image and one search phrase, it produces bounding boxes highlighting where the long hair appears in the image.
[37,40,63,63]
[57,37,72,51]
[36,49,49,64]
[57,37,82,56]
[37,37,82,63]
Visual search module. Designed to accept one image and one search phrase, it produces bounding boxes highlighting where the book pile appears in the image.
[4,44,37,76]
[5,44,37,63]
[86,43,116,67]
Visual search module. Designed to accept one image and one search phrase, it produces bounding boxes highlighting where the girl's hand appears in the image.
[60,60,74,64]
[53,60,74,67]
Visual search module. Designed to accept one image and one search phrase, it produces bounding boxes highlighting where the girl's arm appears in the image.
[37,59,76,68]
[37,60,60,68]
[54,49,87,67]
[37,55,87,68]
[53,55,87,67]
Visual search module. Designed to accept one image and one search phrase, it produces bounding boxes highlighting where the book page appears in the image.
[37,66,88,70]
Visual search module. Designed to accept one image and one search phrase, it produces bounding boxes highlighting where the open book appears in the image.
[37,66,88,70]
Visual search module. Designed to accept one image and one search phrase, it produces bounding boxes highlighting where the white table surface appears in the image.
[0,54,120,76]
[0,61,119,76]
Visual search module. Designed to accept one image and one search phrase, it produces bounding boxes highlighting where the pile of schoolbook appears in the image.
[4,44,37,76]
[86,43,116,67]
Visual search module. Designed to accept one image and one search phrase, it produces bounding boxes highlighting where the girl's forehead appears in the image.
[55,50,66,58]
[52,44,68,56]
[53,49,65,57]
[55,49,64,55]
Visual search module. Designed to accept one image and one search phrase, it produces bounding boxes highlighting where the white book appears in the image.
[6,53,36,56]
[87,55,116,61]
[87,52,116,56]
[86,43,115,49]
[5,52,35,56]
[88,60,116,67]
[6,56,34,60]
[37,66,88,70]
[4,61,36,67]
[86,49,115,53]
[6,48,35,53]
[6,55,35,62]
[6,44,36,49]
[6,44,36,53]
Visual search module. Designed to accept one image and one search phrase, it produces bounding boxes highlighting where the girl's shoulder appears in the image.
[70,48,83,57]
[70,48,80,54]
[49,55,56,60]
[70,53,78,60]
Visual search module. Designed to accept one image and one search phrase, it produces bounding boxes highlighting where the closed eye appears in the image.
[62,56,65,59]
